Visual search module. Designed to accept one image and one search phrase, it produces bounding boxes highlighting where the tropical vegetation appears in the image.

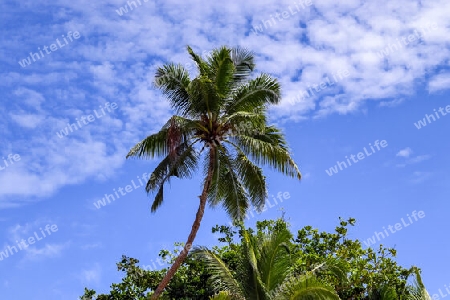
[81,218,431,299]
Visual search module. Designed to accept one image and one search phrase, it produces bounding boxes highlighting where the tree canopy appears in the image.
[81,217,429,299]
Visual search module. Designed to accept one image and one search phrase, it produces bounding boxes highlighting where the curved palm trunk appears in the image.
[151,148,216,299]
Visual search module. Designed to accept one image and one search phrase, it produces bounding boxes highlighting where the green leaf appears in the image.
[231,126,301,180]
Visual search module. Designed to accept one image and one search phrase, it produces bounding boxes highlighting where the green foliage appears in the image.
[81,218,430,300]
[209,291,234,300]
[80,250,216,300]
[292,217,414,299]
[271,274,340,300]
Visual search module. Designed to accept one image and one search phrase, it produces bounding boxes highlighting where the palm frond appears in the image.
[126,127,169,159]
[239,230,268,299]
[206,46,235,99]
[231,126,301,180]
[146,142,199,212]
[209,291,236,300]
[271,273,340,300]
[368,285,398,300]
[204,145,220,203]
[213,146,249,221]
[187,45,211,77]
[126,116,198,159]
[154,63,192,117]
[230,47,255,83]
[205,131,270,219]
[258,226,293,291]
[187,76,221,117]
[307,257,349,288]
[235,153,266,211]
[226,73,281,114]
[404,267,431,300]
[222,111,267,137]
[191,247,244,298]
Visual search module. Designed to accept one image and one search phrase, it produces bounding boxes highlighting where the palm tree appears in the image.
[367,266,431,300]
[126,45,302,299]
[193,222,340,300]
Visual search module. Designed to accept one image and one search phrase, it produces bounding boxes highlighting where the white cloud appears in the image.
[0,137,126,205]
[408,155,432,164]
[10,114,46,129]
[396,149,431,167]
[428,73,450,93]
[79,263,102,284]
[2,0,450,207]
[396,147,413,158]
[6,219,52,241]
[13,87,45,108]
[2,220,68,263]
[396,155,432,167]
[410,171,432,184]
[22,243,68,261]
[379,98,405,107]
[80,243,102,250]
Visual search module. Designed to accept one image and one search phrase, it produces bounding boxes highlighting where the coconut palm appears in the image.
[193,223,340,300]
[126,45,301,299]
[367,266,431,300]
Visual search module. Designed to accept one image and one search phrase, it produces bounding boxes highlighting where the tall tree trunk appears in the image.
[151,147,216,299]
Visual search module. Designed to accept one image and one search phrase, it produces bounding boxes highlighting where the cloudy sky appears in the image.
[1,0,449,298]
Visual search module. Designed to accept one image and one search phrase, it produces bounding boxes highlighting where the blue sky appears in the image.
[1,0,450,298]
